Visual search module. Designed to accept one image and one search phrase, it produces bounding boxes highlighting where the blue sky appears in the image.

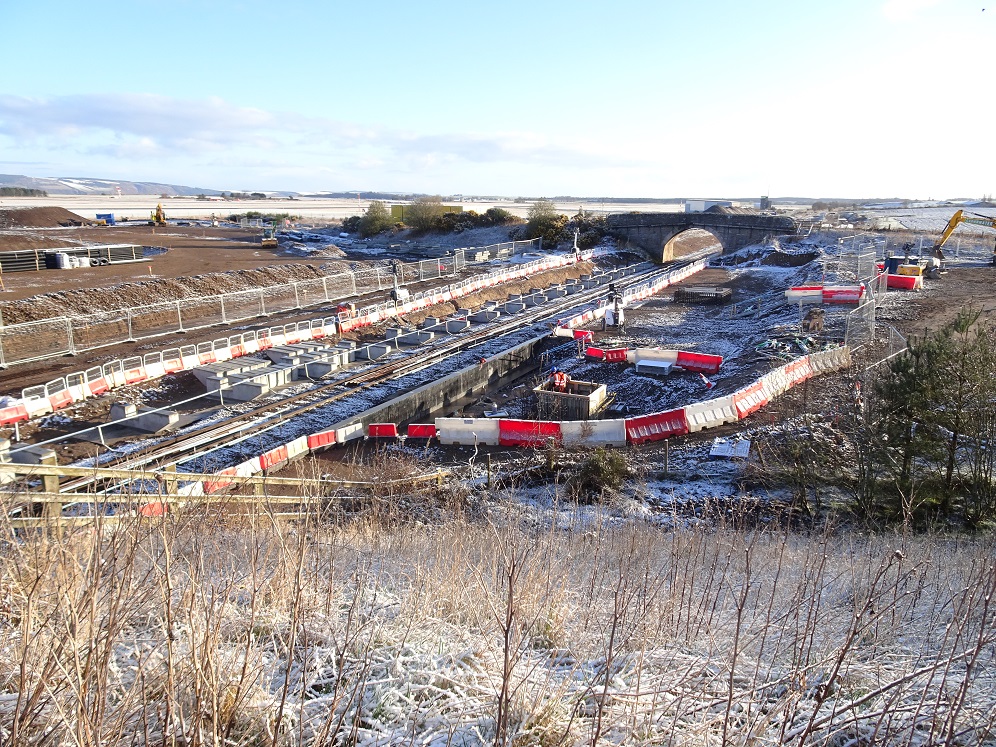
[1,0,992,198]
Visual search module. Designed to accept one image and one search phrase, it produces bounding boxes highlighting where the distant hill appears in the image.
[0,174,229,197]
[0,173,222,196]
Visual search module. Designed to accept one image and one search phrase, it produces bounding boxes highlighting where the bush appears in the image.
[404,196,447,232]
[572,448,629,500]
[340,215,362,233]
[525,199,568,246]
[359,200,394,238]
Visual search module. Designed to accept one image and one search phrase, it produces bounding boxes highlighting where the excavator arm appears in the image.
[931,210,996,262]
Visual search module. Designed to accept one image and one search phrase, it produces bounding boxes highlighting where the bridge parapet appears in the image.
[606,212,798,261]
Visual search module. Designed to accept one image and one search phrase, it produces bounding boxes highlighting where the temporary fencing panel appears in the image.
[436,417,500,446]
[733,382,769,419]
[684,396,738,432]
[307,430,337,450]
[675,351,723,374]
[407,423,437,440]
[560,419,627,447]
[498,419,562,447]
[625,409,689,444]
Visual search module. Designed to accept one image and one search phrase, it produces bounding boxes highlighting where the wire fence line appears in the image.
[0,239,540,368]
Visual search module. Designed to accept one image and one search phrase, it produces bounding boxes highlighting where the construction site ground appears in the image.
[3,207,995,510]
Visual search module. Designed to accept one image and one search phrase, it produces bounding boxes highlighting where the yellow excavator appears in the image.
[929,209,996,274]
[148,202,166,225]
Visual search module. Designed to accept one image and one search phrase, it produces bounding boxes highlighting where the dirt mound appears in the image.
[0,262,352,324]
[0,207,92,229]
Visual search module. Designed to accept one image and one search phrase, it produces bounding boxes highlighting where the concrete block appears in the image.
[565,283,582,294]
[356,343,393,361]
[110,402,138,420]
[468,309,500,323]
[421,317,441,329]
[503,302,526,314]
[230,381,270,401]
[9,444,57,465]
[395,330,434,346]
[444,319,471,334]
[385,328,403,340]
[133,407,179,433]
[545,287,567,299]
[522,294,546,307]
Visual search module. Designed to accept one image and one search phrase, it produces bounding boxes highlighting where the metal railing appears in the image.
[0,239,541,368]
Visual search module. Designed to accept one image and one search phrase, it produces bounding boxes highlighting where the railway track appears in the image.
[53,254,709,494]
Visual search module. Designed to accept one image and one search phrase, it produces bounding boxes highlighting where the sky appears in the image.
[0,0,992,199]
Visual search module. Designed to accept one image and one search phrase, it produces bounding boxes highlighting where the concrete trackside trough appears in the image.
[322,334,547,436]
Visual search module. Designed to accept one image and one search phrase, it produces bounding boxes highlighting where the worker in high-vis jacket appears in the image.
[550,368,569,392]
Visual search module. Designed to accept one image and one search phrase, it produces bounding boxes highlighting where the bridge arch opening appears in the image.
[663,227,723,262]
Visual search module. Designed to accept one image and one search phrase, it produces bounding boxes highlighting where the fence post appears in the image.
[66,318,76,355]
[322,276,329,302]
[260,289,266,316]
[127,309,135,342]
[351,271,357,295]
[220,296,227,324]
[293,282,300,308]
[176,302,185,332]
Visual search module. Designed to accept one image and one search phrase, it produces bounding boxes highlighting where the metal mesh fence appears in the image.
[0,240,541,367]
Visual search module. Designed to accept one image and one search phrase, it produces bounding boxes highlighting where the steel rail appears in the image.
[51,255,706,495]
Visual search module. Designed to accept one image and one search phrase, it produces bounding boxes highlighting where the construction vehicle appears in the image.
[261,224,278,247]
[148,203,166,226]
[927,209,996,275]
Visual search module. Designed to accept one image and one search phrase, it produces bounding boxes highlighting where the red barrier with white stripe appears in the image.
[625,409,689,444]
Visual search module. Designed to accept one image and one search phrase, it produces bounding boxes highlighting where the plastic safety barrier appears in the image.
[407,424,437,439]
[675,351,723,375]
[625,409,688,444]
[604,348,629,363]
[684,395,737,432]
[260,444,289,471]
[585,346,606,360]
[759,368,791,399]
[235,457,262,476]
[123,368,147,385]
[286,435,309,460]
[783,356,813,384]
[0,404,29,425]
[822,285,865,303]
[138,501,167,517]
[204,467,238,494]
[733,381,769,419]
[631,349,678,366]
[368,423,399,439]
[560,419,627,447]
[499,419,562,447]
[307,430,337,450]
[436,417,500,446]
[48,390,74,411]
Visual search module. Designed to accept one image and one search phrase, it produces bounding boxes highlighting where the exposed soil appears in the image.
[0,206,92,228]
[876,265,996,334]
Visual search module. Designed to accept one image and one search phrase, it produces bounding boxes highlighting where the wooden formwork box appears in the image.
[533,379,608,421]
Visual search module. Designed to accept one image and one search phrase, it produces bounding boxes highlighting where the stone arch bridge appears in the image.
[606,212,798,261]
